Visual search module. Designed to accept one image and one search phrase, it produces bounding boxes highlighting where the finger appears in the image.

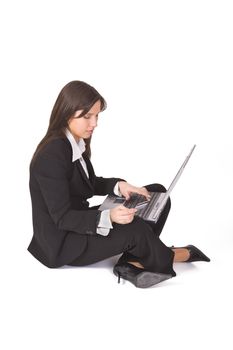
[120,214,136,223]
[144,193,151,201]
[124,191,131,200]
[119,208,137,216]
[116,205,126,209]
[119,216,135,224]
[138,188,151,200]
[116,205,137,213]
[116,205,136,212]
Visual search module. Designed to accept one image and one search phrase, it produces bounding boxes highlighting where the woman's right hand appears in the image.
[110,205,137,225]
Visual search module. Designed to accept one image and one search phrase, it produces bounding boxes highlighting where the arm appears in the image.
[96,182,149,236]
[94,176,125,196]
[83,155,125,196]
[32,140,99,235]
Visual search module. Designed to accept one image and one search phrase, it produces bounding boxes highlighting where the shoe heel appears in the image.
[117,272,121,284]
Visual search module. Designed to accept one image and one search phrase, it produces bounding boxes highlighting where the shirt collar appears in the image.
[65,129,86,162]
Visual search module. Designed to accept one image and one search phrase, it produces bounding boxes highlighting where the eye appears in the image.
[83,114,99,120]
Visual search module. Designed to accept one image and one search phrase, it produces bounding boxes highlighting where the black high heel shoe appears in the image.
[113,262,172,288]
[172,244,210,262]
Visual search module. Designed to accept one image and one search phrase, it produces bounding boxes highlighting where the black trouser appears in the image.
[68,184,176,276]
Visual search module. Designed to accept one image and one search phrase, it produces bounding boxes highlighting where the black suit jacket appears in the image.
[28,137,122,268]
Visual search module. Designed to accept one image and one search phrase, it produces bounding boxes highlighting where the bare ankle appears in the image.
[173,248,190,262]
[128,261,145,269]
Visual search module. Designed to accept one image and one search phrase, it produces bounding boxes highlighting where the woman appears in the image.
[28,80,210,288]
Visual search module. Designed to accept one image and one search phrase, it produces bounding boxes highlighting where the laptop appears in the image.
[99,145,196,223]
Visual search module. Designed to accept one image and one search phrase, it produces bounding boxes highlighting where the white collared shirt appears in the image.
[65,129,116,236]
[65,129,89,177]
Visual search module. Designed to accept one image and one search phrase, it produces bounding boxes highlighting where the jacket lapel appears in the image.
[75,159,94,191]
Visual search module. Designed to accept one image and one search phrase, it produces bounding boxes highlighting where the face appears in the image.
[67,100,101,140]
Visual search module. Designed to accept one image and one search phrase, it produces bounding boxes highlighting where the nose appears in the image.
[90,115,98,128]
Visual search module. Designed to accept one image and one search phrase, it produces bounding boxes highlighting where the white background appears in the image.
[0,1,232,349]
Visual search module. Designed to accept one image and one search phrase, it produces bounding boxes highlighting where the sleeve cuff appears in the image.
[113,182,122,196]
[96,210,113,236]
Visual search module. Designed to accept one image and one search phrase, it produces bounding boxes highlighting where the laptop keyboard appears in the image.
[123,193,149,209]
[138,192,161,219]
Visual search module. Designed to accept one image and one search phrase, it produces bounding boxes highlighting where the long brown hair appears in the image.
[31,80,106,164]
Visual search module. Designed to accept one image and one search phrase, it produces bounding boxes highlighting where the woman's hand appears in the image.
[118,181,151,200]
[110,205,137,224]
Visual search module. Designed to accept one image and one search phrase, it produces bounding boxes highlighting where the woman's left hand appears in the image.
[118,181,151,200]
